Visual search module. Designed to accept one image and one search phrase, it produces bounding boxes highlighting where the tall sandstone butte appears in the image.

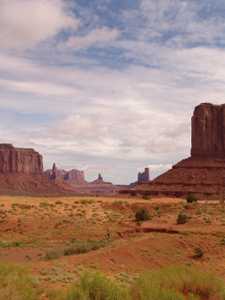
[191,103,225,159]
[134,103,225,199]
[0,144,43,174]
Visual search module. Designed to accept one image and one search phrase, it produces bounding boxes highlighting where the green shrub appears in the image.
[0,240,23,248]
[0,263,39,300]
[49,267,225,300]
[132,266,225,300]
[186,193,197,203]
[64,240,108,256]
[193,247,204,259]
[64,271,130,300]
[176,212,188,225]
[45,240,109,260]
[135,208,150,222]
[45,250,61,260]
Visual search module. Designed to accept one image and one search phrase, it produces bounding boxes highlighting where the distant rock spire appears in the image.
[137,167,150,183]
[51,163,57,180]
[98,173,103,181]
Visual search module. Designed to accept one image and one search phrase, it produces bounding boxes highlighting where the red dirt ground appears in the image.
[0,195,224,292]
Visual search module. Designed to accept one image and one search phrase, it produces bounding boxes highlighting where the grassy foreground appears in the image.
[1,263,225,300]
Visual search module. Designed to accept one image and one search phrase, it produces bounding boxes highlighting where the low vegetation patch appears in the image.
[132,266,225,300]
[0,263,39,300]
[176,212,188,224]
[45,239,109,260]
[0,240,23,248]
[61,271,130,300]
[135,208,151,222]
[50,266,225,300]
[0,262,224,300]
[186,193,198,203]
[64,239,108,256]
[45,250,62,260]
[193,247,204,259]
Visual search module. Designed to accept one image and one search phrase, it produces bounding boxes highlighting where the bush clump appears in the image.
[64,239,108,256]
[186,193,198,203]
[132,266,225,300]
[45,240,109,260]
[0,263,39,300]
[135,208,151,222]
[193,247,204,259]
[45,250,61,260]
[176,212,188,224]
[64,271,130,300]
[53,267,225,300]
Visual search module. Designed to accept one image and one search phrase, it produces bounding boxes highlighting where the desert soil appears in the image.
[0,195,224,291]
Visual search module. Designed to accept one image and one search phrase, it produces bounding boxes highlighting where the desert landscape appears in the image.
[0,103,225,299]
[1,194,225,299]
[2,0,225,299]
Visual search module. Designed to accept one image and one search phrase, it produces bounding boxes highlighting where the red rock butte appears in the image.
[0,144,73,195]
[134,103,225,199]
[0,144,43,174]
[191,103,225,159]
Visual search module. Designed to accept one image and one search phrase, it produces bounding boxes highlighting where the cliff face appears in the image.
[191,103,225,159]
[0,144,43,174]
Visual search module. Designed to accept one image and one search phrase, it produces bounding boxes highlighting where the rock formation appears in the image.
[0,144,74,195]
[133,103,225,199]
[0,144,43,174]
[45,163,86,185]
[91,173,111,185]
[138,168,150,183]
[45,165,120,195]
[191,103,225,159]
[64,169,86,184]
[98,173,103,181]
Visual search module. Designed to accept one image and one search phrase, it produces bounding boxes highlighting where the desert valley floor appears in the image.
[0,195,225,295]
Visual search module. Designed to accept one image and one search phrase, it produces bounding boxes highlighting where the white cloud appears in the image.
[1,46,225,164]
[122,0,225,47]
[0,0,79,49]
[66,27,120,49]
[2,0,225,183]
[0,78,80,97]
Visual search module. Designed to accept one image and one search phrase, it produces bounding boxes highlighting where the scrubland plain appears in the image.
[1,195,225,299]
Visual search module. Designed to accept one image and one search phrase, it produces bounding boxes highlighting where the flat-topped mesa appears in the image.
[0,144,43,174]
[191,103,225,159]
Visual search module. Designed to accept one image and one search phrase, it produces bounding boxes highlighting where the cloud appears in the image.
[2,0,225,183]
[122,0,225,47]
[0,0,79,49]
[66,27,120,49]
[0,78,80,97]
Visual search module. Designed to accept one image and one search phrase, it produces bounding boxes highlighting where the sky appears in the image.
[1,0,225,184]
